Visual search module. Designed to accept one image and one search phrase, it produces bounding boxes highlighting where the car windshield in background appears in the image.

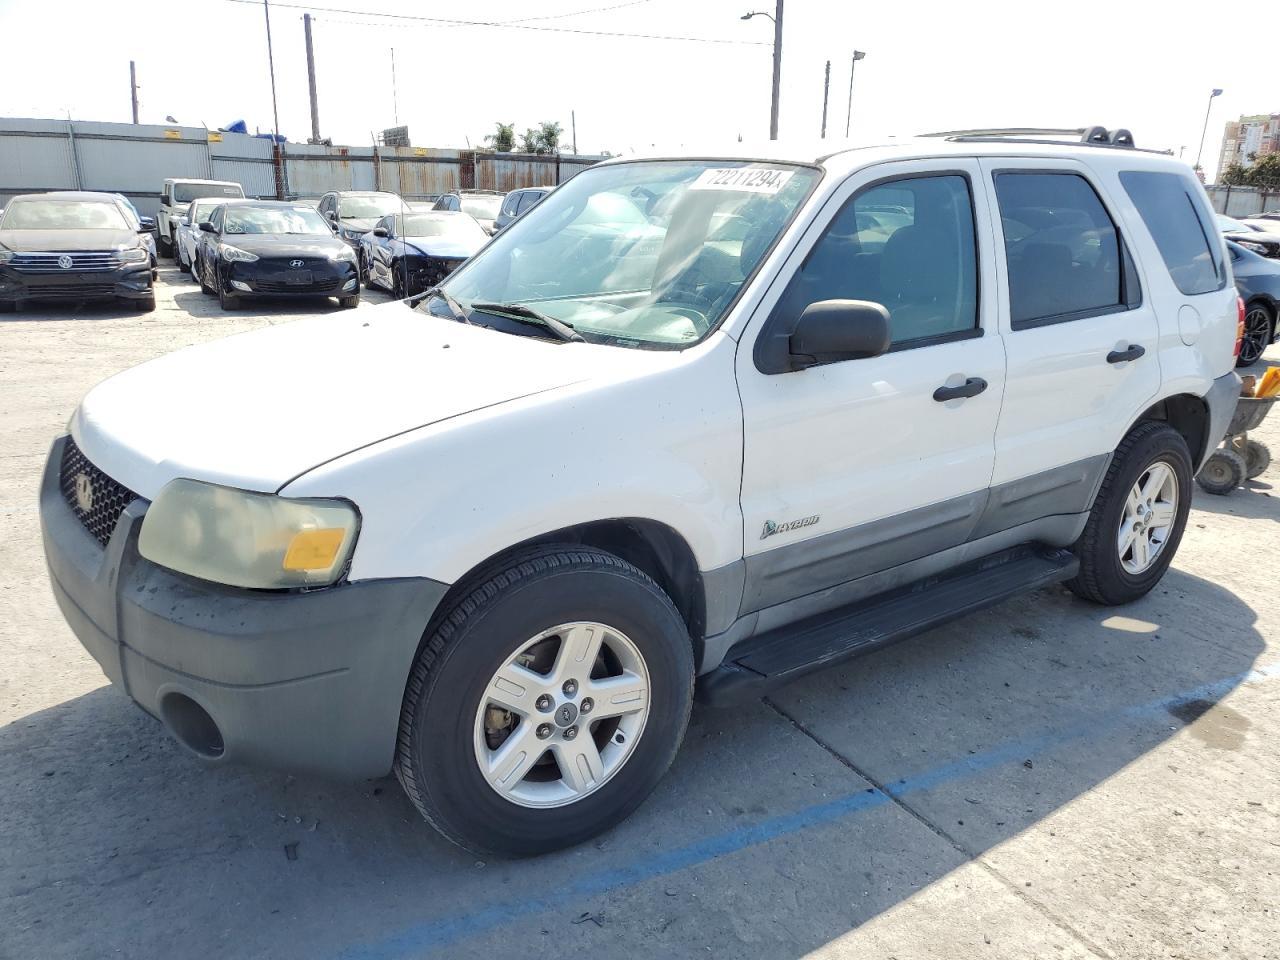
[435,160,820,348]
[339,195,402,219]
[1,200,129,230]
[460,196,503,220]
[223,206,331,235]
[190,201,221,223]
[175,183,241,203]
[1217,215,1253,233]
[399,213,486,239]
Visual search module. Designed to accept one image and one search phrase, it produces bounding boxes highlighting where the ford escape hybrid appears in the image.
[41,128,1241,856]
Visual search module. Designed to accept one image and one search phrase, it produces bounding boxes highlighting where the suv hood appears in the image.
[73,306,606,497]
[0,228,140,252]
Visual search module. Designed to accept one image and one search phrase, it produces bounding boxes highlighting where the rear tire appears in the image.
[1068,422,1192,606]
[1245,439,1272,480]
[395,545,694,857]
[1197,448,1246,495]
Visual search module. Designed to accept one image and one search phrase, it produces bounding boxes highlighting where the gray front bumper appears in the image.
[1200,370,1244,470]
[39,436,448,780]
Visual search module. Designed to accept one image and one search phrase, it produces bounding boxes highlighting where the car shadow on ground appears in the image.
[1191,478,1280,522]
[0,299,155,323]
[0,568,1266,959]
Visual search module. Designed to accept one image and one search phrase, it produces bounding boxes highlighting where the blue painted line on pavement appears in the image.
[338,659,1279,960]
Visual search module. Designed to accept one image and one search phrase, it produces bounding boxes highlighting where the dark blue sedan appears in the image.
[1229,239,1280,366]
[358,211,488,299]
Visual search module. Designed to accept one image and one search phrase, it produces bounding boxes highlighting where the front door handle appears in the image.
[933,377,988,402]
[1106,344,1146,364]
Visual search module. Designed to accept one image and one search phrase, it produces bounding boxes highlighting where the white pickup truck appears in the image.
[42,129,1240,856]
[156,178,243,257]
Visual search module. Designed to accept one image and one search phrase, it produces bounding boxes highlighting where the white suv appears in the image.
[157,178,244,258]
[41,129,1241,856]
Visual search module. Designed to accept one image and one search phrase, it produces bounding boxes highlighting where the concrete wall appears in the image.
[0,117,603,215]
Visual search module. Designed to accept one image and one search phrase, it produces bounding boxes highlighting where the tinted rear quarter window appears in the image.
[1119,171,1224,296]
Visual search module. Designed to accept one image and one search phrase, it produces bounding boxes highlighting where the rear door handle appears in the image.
[933,377,988,402]
[1106,344,1146,364]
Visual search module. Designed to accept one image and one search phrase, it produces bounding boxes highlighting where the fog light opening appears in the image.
[342,278,357,291]
[159,693,225,758]
[230,280,252,292]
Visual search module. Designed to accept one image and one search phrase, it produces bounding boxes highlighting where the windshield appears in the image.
[1,199,129,230]
[398,213,487,240]
[432,160,819,347]
[339,195,402,219]
[460,195,503,220]
[190,200,221,223]
[1217,215,1252,233]
[175,182,242,204]
[224,205,331,235]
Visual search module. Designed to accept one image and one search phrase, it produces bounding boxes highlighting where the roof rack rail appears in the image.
[920,126,1141,150]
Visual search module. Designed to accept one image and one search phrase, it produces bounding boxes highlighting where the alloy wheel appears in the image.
[472,621,650,809]
[1240,305,1271,365]
[1117,460,1178,574]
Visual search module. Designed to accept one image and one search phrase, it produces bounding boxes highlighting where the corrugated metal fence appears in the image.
[0,117,602,216]
[1205,184,1280,218]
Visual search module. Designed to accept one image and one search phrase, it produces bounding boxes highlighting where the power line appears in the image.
[508,0,655,24]
[214,0,769,45]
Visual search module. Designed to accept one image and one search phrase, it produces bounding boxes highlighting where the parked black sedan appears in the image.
[317,191,404,249]
[194,201,360,310]
[358,210,487,298]
[1218,215,1280,259]
[1228,239,1280,366]
[0,191,155,312]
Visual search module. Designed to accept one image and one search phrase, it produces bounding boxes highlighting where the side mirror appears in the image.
[198,221,215,233]
[325,210,337,221]
[788,300,891,369]
[139,216,155,231]
[372,227,388,238]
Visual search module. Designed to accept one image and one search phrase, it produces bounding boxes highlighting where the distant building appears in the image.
[1219,113,1280,174]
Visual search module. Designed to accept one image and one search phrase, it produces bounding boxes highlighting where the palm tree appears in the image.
[536,121,564,155]
[519,128,541,154]
[485,122,515,152]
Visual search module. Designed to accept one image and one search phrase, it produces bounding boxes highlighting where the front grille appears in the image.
[11,251,123,273]
[58,438,138,548]
[28,283,117,298]
[253,277,342,293]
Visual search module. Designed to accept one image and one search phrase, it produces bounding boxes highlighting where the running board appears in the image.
[697,545,1078,706]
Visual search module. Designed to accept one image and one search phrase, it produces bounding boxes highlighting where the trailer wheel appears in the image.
[1196,448,1246,495]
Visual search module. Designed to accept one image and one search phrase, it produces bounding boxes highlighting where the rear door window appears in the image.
[1119,171,1225,296]
[993,172,1140,328]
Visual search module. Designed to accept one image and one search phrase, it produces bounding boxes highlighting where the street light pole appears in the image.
[262,0,281,143]
[845,50,866,138]
[820,59,830,138]
[741,1,784,140]
[1195,87,1223,174]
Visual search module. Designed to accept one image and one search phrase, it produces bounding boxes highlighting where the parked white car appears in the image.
[174,197,250,276]
[42,129,1240,857]
[157,178,243,258]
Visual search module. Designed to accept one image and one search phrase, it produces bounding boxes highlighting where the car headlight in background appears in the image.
[138,479,359,589]
[219,244,259,263]
[1238,240,1267,254]
[119,247,149,263]
[330,244,357,261]
[0,250,13,263]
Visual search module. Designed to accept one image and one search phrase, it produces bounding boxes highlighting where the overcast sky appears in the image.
[0,0,1261,179]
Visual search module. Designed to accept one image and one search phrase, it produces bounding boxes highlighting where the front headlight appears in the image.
[331,244,357,261]
[1238,240,1267,254]
[219,243,259,263]
[138,479,359,589]
[119,246,149,263]
[0,249,13,263]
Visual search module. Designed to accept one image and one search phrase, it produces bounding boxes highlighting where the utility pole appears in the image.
[740,0,784,140]
[262,0,281,143]
[820,60,830,138]
[390,48,399,125]
[845,50,866,138]
[571,110,577,155]
[129,61,139,124]
[304,13,320,143]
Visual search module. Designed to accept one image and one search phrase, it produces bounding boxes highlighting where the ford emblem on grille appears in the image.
[58,255,73,270]
[74,472,94,513]
[290,259,305,268]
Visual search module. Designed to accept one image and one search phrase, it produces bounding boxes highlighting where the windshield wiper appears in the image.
[469,301,584,343]
[410,285,471,323]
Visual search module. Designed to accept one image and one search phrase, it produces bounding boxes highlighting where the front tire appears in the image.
[197,258,214,295]
[395,546,694,857]
[157,232,173,257]
[1068,422,1192,606]
[217,277,240,311]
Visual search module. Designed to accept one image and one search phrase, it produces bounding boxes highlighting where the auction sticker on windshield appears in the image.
[689,167,795,194]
